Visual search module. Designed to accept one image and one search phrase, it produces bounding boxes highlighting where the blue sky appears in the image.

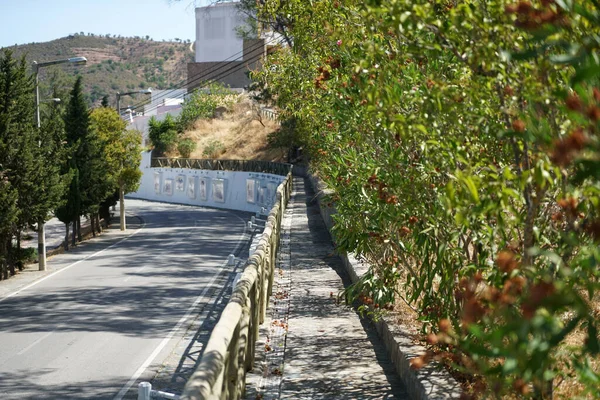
[0,0,214,48]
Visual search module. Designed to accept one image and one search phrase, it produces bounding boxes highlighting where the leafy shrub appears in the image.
[255,0,600,398]
[202,139,225,159]
[177,138,197,158]
[177,83,236,133]
[148,114,178,156]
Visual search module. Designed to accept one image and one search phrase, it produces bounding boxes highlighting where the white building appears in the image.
[143,89,187,117]
[195,2,247,63]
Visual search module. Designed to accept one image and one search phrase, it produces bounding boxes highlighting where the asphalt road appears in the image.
[0,199,250,399]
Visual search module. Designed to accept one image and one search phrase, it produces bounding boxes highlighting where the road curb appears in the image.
[306,174,462,400]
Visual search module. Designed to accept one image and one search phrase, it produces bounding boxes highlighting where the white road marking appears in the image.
[0,221,146,304]
[17,330,56,355]
[112,267,221,400]
[113,215,248,400]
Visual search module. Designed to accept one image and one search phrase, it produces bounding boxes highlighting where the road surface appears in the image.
[0,199,250,399]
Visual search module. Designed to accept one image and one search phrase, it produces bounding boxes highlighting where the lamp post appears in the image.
[115,88,151,231]
[32,56,87,271]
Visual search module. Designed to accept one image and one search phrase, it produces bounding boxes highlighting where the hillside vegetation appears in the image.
[148,88,284,162]
[2,33,193,105]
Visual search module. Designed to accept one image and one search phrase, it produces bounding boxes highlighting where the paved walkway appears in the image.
[246,177,410,399]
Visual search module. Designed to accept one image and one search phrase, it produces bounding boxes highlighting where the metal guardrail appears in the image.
[179,172,292,400]
[150,158,292,177]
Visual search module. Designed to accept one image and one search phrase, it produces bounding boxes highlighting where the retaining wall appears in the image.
[129,152,286,214]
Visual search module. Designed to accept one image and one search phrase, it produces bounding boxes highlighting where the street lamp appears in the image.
[32,56,87,271]
[116,88,152,118]
[33,57,87,128]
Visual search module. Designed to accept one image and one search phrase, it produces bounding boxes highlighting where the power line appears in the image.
[124,36,283,114]
[126,36,281,113]
[135,38,284,117]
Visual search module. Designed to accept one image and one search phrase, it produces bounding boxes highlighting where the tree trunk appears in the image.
[96,214,102,233]
[120,184,126,231]
[7,237,14,277]
[0,238,6,280]
[77,216,82,242]
[91,215,96,237]
[64,222,70,251]
[38,219,46,271]
[72,219,77,247]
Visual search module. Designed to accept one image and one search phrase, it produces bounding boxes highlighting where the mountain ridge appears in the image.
[2,33,193,105]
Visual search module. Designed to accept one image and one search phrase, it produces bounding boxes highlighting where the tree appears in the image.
[0,49,36,277]
[90,108,142,231]
[63,76,89,244]
[101,95,110,107]
[148,114,178,156]
[254,0,600,397]
[54,167,78,250]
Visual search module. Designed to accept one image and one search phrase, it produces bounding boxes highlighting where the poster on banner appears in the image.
[213,179,225,203]
[258,186,266,205]
[154,173,161,194]
[163,179,173,196]
[199,177,208,201]
[187,176,196,199]
[176,175,185,192]
[246,179,255,203]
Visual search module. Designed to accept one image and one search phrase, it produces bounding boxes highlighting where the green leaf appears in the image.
[572,62,600,85]
[503,358,518,374]
[462,177,479,203]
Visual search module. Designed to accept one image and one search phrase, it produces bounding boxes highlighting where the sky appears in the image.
[0,0,216,48]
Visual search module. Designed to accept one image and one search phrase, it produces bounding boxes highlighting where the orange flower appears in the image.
[496,250,519,273]
[512,119,526,132]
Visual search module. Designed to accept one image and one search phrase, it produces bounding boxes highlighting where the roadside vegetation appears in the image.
[253,0,600,398]
[0,49,142,279]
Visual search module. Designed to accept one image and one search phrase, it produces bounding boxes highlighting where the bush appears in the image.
[202,139,224,159]
[177,138,197,158]
[176,83,236,133]
[254,0,600,398]
[148,114,178,156]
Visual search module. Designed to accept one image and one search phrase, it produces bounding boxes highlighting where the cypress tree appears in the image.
[63,76,88,243]
[0,49,36,276]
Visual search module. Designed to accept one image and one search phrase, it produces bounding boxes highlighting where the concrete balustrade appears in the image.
[179,172,292,400]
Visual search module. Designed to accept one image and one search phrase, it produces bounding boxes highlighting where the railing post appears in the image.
[226,323,241,397]
[138,382,152,400]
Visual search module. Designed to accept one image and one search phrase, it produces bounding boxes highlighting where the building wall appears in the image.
[144,89,187,117]
[187,38,265,90]
[195,2,246,63]
[128,152,285,214]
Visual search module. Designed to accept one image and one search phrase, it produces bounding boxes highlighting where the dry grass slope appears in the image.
[179,96,285,162]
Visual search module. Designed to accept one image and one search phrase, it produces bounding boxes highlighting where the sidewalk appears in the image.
[246,177,410,399]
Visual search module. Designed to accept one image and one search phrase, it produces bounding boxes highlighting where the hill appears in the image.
[2,33,194,105]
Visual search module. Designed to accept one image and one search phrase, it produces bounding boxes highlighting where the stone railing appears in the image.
[179,172,293,400]
[259,107,278,122]
[151,158,291,177]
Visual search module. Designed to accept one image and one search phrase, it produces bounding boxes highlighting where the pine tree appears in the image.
[0,49,36,277]
[30,90,69,266]
[55,166,78,250]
